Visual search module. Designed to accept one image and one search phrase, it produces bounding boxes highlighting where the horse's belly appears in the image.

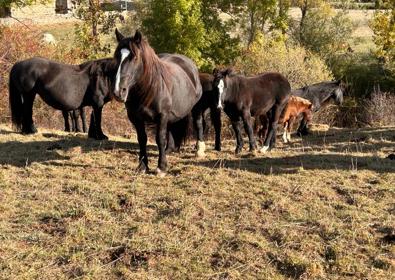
[39,88,83,111]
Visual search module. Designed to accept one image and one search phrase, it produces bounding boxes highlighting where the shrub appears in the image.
[234,32,333,88]
[0,25,82,128]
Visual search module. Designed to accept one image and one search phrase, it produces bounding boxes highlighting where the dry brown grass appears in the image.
[0,123,394,279]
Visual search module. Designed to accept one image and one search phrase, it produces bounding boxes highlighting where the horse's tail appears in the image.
[168,114,192,151]
[8,72,23,131]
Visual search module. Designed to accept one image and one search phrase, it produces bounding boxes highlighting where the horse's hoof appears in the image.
[215,146,221,152]
[155,168,166,177]
[92,134,108,140]
[259,146,270,153]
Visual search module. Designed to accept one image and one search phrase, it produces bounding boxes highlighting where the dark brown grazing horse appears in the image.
[213,68,291,153]
[112,30,202,175]
[292,80,345,136]
[9,57,116,139]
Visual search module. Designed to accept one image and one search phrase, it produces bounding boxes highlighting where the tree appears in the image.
[73,0,121,59]
[293,3,354,60]
[0,0,48,18]
[370,5,395,72]
[141,0,241,70]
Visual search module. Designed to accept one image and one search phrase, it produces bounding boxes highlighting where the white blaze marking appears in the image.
[217,79,224,109]
[115,48,131,93]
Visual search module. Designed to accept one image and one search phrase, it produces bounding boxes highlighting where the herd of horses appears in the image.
[8,30,345,175]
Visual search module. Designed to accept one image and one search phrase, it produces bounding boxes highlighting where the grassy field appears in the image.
[0,123,394,279]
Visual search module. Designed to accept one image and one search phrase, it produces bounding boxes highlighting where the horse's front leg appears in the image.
[297,117,309,136]
[73,110,82,132]
[62,110,71,132]
[192,109,206,158]
[132,118,149,173]
[156,114,169,176]
[282,122,289,143]
[88,106,108,140]
[230,118,244,154]
[80,107,87,133]
[241,109,257,152]
[211,108,222,151]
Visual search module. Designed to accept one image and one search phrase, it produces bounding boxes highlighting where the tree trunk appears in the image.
[0,6,11,18]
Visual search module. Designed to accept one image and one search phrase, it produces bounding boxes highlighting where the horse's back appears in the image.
[160,54,201,93]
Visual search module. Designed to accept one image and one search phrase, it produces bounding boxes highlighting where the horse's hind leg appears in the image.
[132,117,149,173]
[80,107,87,133]
[261,104,283,152]
[21,92,37,134]
[241,109,257,152]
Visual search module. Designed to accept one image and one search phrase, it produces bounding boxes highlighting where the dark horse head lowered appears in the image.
[212,68,291,154]
[112,29,202,175]
[292,80,346,135]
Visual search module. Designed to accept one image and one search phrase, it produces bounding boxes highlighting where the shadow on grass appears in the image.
[0,131,156,167]
[191,153,395,174]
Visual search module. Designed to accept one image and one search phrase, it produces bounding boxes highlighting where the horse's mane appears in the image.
[134,38,171,106]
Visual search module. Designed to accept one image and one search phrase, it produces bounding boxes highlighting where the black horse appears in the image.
[9,57,117,139]
[113,30,202,175]
[191,73,222,156]
[213,68,291,153]
[292,80,345,135]
[63,108,87,133]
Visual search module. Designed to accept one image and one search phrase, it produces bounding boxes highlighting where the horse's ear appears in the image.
[212,68,219,76]
[115,28,124,42]
[134,30,142,45]
[224,68,234,76]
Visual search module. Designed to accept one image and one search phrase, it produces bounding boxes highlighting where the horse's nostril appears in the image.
[121,88,127,92]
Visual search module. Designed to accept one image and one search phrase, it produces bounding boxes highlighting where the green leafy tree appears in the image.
[73,0,121,59]
[370,5,395,72]
[294,3,354,60]
[141,0,241,70]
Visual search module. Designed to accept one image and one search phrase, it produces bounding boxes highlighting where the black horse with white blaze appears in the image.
[213,68,291,154]
[113,30,202,175]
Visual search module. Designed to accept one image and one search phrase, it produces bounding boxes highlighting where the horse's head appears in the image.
[113,29,144,103]
[212,68,233,109]
[332,80,345,105]
[85,59,115,102]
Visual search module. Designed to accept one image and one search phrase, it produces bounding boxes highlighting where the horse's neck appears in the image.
[225,76,241,100]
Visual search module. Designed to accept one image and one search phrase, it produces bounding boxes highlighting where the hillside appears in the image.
[0,124,394,279]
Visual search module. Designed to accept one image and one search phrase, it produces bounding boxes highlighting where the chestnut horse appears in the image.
[255,96,313,144]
